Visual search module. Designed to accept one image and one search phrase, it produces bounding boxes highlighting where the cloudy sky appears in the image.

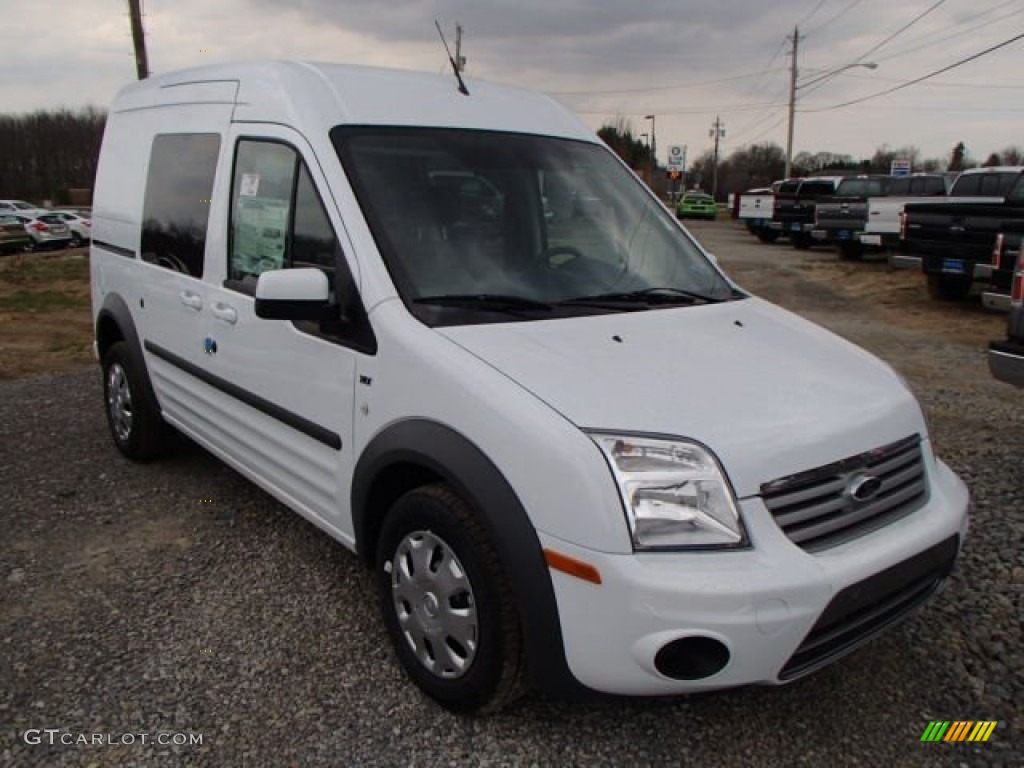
[4,0,1023,166]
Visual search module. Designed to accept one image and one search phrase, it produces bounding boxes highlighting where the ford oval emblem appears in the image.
[848,474,883,502]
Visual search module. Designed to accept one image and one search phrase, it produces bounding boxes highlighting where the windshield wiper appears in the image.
[559,286,729,307]
[413,294,555,313]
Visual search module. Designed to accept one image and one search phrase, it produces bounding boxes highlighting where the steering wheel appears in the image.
[539,245,585,270]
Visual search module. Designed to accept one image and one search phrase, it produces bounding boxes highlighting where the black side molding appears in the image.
[92,240,137,259]
[143,340,342,451]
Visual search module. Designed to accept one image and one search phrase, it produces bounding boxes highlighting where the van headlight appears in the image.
[589,433,747,551]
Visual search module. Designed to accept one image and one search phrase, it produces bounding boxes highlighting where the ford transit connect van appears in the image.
[90,61,969,713]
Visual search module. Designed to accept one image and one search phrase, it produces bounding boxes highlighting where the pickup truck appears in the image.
[988,241,1024,386]
[811,175,890,260]
[902,167,1024,300]
[768,177,842,249]
[738,185,780,242]
[854,174,952,258]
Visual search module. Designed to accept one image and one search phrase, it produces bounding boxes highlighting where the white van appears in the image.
[90,61,969,713]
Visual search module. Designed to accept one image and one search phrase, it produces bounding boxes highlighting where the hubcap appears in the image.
[390,530,478,679]
[106,363,133,442]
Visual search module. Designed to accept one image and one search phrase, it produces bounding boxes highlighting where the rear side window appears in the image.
[887,178,909,196]
[141,133,220,277]
[800,180,836,196]
[910,176,947,195]
[953,172,1018,197]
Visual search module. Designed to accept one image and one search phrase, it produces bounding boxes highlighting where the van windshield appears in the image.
[331,127,737,325]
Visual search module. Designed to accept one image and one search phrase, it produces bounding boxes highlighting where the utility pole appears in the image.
[455,23,466,72]
[785,26,800,179]
[127,0,150,80]
[645,114,657,167]
[710,116,726,201]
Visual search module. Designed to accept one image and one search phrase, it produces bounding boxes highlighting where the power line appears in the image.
[549,68,786,96]
[837,71,1024,89]
[799,0,946,98]
[804,0,863,37]
[873,4,1024,63]
[797,0,829,29]
[802,31,1024,112]
[854,0,945,62]
[573,100,787,117]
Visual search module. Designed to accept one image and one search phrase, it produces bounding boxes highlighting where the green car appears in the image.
[676,193,717,220]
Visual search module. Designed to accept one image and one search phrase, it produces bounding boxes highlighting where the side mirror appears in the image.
[254,268,334,320]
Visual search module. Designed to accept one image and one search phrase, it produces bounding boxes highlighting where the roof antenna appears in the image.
[435,20,469,96]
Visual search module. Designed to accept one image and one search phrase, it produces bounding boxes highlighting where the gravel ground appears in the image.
[1,220,1021,766]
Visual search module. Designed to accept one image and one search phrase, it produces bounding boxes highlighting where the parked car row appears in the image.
[736,167,1024,389]
[0,199,91,252]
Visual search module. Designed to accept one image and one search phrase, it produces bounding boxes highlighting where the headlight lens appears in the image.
[589,433,747,551]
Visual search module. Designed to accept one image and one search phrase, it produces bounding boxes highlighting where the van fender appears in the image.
[352,419,587,698]
[95,293,162,416]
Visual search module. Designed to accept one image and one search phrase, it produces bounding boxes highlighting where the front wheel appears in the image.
[792,233,812,250]
[375,484,525,714]
[756,229,780,243]
[927,273,972,301]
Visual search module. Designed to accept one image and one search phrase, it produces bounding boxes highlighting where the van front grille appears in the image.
[761,435,928,553]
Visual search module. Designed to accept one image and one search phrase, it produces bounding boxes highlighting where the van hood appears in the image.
[438,297,925,498]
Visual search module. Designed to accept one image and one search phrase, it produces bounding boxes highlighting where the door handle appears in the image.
[211,302,237,325]
[179,291,203,311]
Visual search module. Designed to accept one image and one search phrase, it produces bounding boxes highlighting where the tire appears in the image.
[756,229,780,243]
[926,273,972,301]
[101,341,169,461]
[837,242,863,261]
[69,234,83,248]
[792,233,812,250]
[375,483,525,714]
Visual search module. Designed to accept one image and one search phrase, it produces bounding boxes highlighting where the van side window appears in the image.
[141,133,220,278]
[229,140,340,285]
[952,175,980,196]
[230,141,297,281]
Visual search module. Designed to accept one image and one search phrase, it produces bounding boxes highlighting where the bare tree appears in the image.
[0,108,106,204]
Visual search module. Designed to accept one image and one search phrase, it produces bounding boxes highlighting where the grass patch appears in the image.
[0,252,90,284]
[0,248,94,378]
[0,289,87,312]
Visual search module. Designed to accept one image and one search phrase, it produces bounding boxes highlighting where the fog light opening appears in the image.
[654,636,730,681]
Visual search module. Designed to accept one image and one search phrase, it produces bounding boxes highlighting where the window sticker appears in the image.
[239,173,261,197]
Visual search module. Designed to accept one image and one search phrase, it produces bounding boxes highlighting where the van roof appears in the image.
[111,60,595,143]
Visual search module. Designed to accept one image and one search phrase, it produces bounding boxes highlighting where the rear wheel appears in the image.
[792,233,812,250]
[101,341,169,460]
[927,273,972,301]
[375,483,525,714]
[756,229,780,243]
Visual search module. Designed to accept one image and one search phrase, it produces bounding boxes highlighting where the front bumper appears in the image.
[542,456,968,695]
[989,339,1024,387]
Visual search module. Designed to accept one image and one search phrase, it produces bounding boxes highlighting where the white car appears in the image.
[89,61,969,714]
[0,199,48,218]
[52,211,91,247]
[13,212,71,250]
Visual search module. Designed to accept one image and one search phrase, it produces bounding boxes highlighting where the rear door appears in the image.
[133,131,226,428]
